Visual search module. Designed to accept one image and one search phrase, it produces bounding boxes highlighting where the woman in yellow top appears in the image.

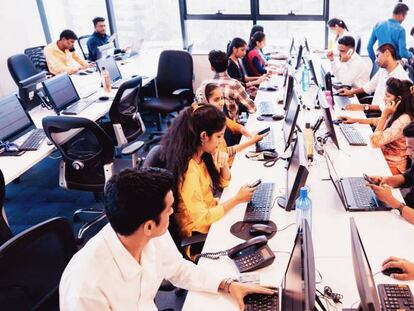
[161,104,257,258]
[196,83,266,165]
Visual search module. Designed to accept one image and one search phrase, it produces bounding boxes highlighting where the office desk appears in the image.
[183,70,414,310]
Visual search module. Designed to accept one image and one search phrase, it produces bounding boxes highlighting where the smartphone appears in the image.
[363,173,379,185]
[249,179,262,188]
[258,127,271,135]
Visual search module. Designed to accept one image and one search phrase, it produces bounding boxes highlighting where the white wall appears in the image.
[0,1,46,96]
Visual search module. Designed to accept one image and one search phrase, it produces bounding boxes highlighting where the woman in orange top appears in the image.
[196,83,266,165]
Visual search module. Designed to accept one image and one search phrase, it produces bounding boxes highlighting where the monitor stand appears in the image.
[277,196,295,211]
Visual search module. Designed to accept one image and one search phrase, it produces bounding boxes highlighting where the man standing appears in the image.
[367,3,412,62]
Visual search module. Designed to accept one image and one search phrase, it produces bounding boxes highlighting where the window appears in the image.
[112,0,182,49]
[186,0,250,15]
[259,0,324,16]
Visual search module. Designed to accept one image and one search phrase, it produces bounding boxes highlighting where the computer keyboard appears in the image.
[256,129,275,152]
[339,123,367,146]
[62,100,95,115]
[378,284,414,311]
[348,177,376,208]
[244,183,275,222]
[244,291,279,311]
[18,129,47,151]
[259,101,277,116]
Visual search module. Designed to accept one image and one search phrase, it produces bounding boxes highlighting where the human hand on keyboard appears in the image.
[338,116,357,124]
[344,103,364,111]
[225,281,276,311]
[382,257,414,280]
[235,185,256,204]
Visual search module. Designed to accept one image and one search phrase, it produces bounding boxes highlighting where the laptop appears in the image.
[0,94,46,151]
[42,74,96,115]
[97,42,114,60]
[324,150,391,211]
[96,56,129,89]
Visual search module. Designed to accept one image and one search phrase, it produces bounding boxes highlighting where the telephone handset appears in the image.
[197,235,275,273]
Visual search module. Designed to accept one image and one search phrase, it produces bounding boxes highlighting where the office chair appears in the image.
[42,116,144,241]
[0,169,12,246]
[186,42,194,55]
[141,50,194,148]
[355,36,362,55]
[24,46,49,73]
[7,54,48,110]
[77,35,90,60]
[0,217,77,311]
[407,63,414,82]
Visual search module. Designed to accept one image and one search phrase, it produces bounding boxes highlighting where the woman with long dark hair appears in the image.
[327,18,349,47]
[246,31,269,76]
[161,104,256,257]
[340,77,414,174]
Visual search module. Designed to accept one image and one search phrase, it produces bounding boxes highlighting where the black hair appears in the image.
[59,29,78,41]
[403,122,414,137]
[204,83,221,102]
[227,37,247,57]
[248,31,266,50]
[411,26,414,36]
[385,77,414,128]
[160,105,226,200]
[393,3,409,15]
[104,168,174,236]
[249,25,264,40]
[338,36,355,48]
[327,18,349,31]
[208,50,229,73]
[377,43,397,59]
[93,16,105,27]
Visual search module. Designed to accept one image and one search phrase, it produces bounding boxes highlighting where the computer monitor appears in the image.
[96,56,123,84]
[304,38,310,53]
[295,45,304,70]
[349,217,382,311]
[283,74,295,111]
[318,90,340,149]
[42,74,80,114]
[307,58,318,87]
[97,42,114,60]
[283,89,301,151]
[281,218,315,310]
[289,38,296,57]
[278,133,309,211]
[0,94,34,141]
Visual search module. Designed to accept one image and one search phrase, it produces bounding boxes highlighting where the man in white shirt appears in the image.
[59,168,274,311]
[327,36,370,88]
[339,43,409,112]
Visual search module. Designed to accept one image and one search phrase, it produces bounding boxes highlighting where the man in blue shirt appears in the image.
[367,3,412,62]
[87,17,126,62]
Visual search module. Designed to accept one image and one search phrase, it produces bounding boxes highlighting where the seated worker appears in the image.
[249,24,264,42]
[339,44,409,112]
[340,78,414,174]
[59,168,274,310]
[366,122,414,224]
[382,257,414,280]
[160,105,257,258]
[199,50,256,121]
[227,37,268,92]
[246,31,272,77]
[196,83,266,165]
[44,29,92,75]
[326,35,370,88]
[87,16,128,62]
[327,18,350,49]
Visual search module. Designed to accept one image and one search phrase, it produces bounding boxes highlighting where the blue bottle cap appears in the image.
[299,187,308,198]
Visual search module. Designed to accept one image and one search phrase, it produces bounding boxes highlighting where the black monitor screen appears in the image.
[319,90,340,149]
[0,94,32,141]
[295,45,303,70]
[283,75,294,111]
[283,89,300,150]
[307,59,318,87]
[97,56,122,83]
[43,74,79,111]
[350,218,381,311]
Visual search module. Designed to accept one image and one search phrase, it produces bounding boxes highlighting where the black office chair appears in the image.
[77,35,90,60]
[24,46,49,74]
[141,50,194,146]
[355,36,362,55]
[42,116,143,241]
[0,217,77,311]
[0,169,12,246]
[7,54,48,110]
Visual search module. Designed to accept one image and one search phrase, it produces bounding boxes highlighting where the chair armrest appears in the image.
[19,71,47,89]
[172,88,192,96]
[358,96,373,104]
[159,279,176,291]
[180,233,207,248]
[121,141,145,156]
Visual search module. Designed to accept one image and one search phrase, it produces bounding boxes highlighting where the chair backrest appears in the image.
[78,35,90,60]
[24,46,49,73]
[355,36,362,55]
[407,63,414,82]
[108,76,145,144]
[7,54,39,85]
[142,145,165,168]
[42,116,115,192]
[0,217,77,311]
[0,169,12,246]
[156,50,194,97]
[186,43,194,55]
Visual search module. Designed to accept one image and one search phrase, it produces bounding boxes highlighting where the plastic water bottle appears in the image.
[295,187,312,231]
[303,123,314,161]
[101,66,112,93]
[301,64,310,92]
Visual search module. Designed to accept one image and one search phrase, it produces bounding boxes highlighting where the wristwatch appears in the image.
[396,202,407,216]
[364,104,370,111]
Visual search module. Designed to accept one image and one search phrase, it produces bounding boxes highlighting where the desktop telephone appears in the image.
[198,235,275,273]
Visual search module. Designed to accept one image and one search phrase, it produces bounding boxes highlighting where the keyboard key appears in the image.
[18,129,47,151]
[339,123,367,146]
[244,183,275,222]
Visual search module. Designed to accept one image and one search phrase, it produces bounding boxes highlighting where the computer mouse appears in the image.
[250,224,275,236]
[382,267,404,276]
[6,144,19,152]
[99,96,110,101]
[272,114,284,121]
[333,119,343,125]
[78,71,88,76]
[266,87,278,92]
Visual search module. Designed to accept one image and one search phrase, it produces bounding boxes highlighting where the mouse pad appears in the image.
[230,221,277,240]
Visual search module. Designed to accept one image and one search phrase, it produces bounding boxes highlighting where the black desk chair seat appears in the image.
[141,97,184,114]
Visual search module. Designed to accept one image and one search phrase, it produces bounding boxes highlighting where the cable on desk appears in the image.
[277,222,296,232]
